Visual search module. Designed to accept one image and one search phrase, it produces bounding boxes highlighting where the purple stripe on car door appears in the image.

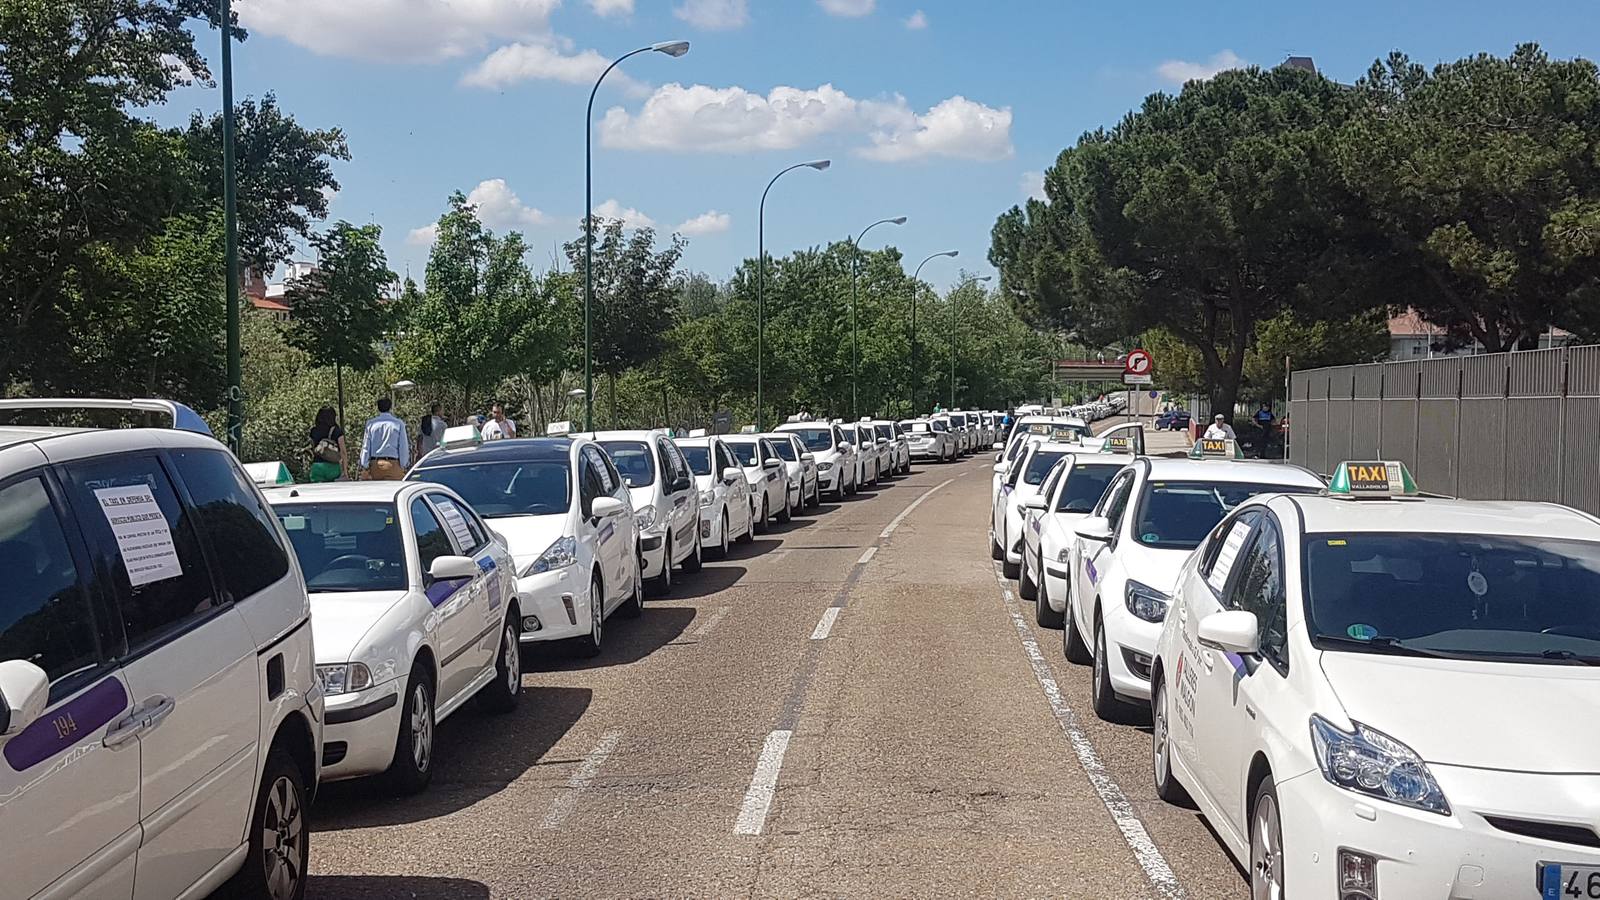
[5,676,129,772]
[424,576,472,607]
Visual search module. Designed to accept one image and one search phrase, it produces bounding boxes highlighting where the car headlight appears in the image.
[317,662,373,696]
[1310,716,1450,815]
[635,505,658,532]
[818,461,834,471]
[522,535,578,576]
[699,489,715,508]
[1124,579,1170,623]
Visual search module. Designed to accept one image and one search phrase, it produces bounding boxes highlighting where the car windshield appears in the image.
[273,503,407,592]
[1306,533,1600,663]
[1057,465,1121,513]
[875,424,892,440]
[726,441,759,466]
[790,428,833,451]
[952,414,968,426]
[770,439,797,461]
[1135,481,1318,549]
[931,420,947,432]
[598,440,655,487]
[410,461,570,517]
[1022,450,1067,486]
[679,444,712,476]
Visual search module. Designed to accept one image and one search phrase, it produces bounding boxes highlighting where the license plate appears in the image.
[1542,863,1600,899]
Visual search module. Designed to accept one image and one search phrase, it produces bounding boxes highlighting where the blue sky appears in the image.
[154,0,1600,290]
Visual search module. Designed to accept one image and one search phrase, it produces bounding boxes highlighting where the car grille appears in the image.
[1483,816,1600,848]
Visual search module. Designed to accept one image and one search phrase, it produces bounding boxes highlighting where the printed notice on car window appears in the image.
[436,500,475,550]
[1206,520,1253,593]
[93,484,183,586]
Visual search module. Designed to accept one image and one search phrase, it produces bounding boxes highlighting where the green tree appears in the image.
[285,221,395,427]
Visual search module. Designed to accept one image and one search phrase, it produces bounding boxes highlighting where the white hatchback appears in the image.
[673,435,756,558]
[594,430,702,595]
[724,435,792,529]
[266,481,522,793]
[1016,454,1127,627]
[776,422,857,499]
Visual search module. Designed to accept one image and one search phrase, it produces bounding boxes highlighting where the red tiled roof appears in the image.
[251,297,290,312]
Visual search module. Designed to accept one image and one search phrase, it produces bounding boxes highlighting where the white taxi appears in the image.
[766,431,821,510]
[839,422,880,487]
[1017,452,1128,627]
[777,421,857,498]
[902,418,953,462]
[1152,461,1600,900]
[1065,454,1323,721]
[869,419,910,475]
[725,434,791,529]
[408,434,642,658]
[992,439,1079,579]
[267,482,521,793]
[594,430,702,595]
[673,433,756,557]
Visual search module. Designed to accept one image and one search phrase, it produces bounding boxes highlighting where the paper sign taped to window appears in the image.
[436,501,475,550]
[94,484,183,586]
[1206,519,1253,593]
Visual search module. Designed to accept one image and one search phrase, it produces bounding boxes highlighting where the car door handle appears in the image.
[103,695,175,748]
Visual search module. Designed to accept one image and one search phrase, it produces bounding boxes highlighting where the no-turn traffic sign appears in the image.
[1124,348,1153,377]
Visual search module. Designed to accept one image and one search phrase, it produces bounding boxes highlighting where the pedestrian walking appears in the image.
[306,406,346,483]
[417,402,447,460]
[1253,402,1276,458]
[481,402,517,441]
[359,397,410,480]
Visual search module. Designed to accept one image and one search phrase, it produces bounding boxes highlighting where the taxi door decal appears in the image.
[424,576,472,608]
[4,676,128,772]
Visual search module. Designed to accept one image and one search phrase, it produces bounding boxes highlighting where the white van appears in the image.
[0,399,321,900]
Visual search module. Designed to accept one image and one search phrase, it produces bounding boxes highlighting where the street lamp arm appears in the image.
[588,46,652,117]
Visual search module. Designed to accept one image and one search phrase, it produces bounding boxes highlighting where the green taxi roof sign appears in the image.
[1328,461,1418,499]
[1188,437,1241,460]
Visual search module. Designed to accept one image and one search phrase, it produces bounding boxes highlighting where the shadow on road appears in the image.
[307,876,491,899]
[311,684,592,830]
[529,606,696,671]
[664,564,745,599]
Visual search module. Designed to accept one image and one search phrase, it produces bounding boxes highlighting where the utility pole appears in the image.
[221,0,242,452]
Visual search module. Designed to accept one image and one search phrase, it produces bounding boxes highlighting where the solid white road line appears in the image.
[856,546,877,565]
[809,607,841,640]
[734,729,793,835]
[693,608,729,637]
[996,575,1186,899]
[879,478,955,539]
[541,729,623,829]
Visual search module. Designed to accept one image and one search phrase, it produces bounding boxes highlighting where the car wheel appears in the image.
[810,482,821,507]
[1092,617,1136,722]
[777,490,793,523]
[683,529,704,573]
[386,668,435,795]
[224,748,308,900]
[1250,777,1285,900]
[478,615,522,713]
[737,506,756,544]
[1035,554,1064,628]
[647,537,672,596]
[1019,545,1038,600]
[578,573,606,656]
[618,560,643,619]
[713,512,731,558]
[1000,525,1020,579]
[990,529,1004,561]
[759,496,770,531]
[1064,587,1093,664]
[1152,678,1191,805]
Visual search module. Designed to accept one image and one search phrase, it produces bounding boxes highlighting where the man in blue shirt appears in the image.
[1253,402,1276,459]
[359,396,410,480]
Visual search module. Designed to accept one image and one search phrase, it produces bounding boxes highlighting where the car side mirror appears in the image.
[591,496,626,518]
[675,476,693,492]
[839,442,851,452]
[1073,516,1114,543]
[992,463,1006,474]
[1024,495,1048,511]
[1198,610,1260,656]
[800,452,815,462]
[722,467,744,485]
[764,458,783,469]
[428,555,481,582]
[0,659,50,739]
[992,442,1003,450]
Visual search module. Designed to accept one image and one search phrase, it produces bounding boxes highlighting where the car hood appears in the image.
[1110,542,1189,595]
[626,485,657,512]
[486,514,568,567]
[309,590,408,664]
[1321,653,1600,773]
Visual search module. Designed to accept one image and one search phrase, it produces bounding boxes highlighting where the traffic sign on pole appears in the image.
[1124,348,1153,377]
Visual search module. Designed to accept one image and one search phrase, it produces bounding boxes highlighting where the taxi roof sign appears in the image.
[442,424,482,448]
[1099,435,1135,454]
[1328,460,1418,499]
[688,427,708,437]
[1188,437,1242,460]
[544,421,571,437]
[739,424,757,434]
[243,461,293,487]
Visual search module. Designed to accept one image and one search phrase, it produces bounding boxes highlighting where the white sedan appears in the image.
[777,421,858,498]
[991,439,1078,578]
[266,481,521,793]
[901,418,952,462]
[767,431,821,510]
[674,434,756,557]
[408,433,642,658]
[1152,460,1600,900]
[725,435,792,529]
[1017,453,1127,627]
[1064,457,1323,721]
[595,429,702,595]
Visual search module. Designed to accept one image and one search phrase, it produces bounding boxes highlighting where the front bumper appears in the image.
[1276,764,1600,899]
[320,678,405,780]
[818,467,840,491]
[1100,603,1161,701]
[639,529,667,577]
[516,566,591,642]
[1004,503,1025,564]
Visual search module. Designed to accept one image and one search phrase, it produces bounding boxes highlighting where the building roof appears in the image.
[251,297,291,313]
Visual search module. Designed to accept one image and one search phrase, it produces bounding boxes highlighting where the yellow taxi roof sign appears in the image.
[1188,437,1241,459]
[1329,461,1418,498]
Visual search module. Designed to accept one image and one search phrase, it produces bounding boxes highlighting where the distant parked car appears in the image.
[1155,409,1191,432]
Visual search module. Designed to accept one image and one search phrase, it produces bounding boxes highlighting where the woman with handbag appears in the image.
[307,405,347,482]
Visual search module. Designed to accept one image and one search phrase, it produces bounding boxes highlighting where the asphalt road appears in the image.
[304,432,1245,899]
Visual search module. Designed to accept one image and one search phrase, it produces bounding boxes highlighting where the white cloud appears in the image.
[1020,170,1046,202]
[599,82,1013,161]
[407,223,439,246]
[234,0,561,62]
[588,0,632,15]
[818,0,873,16]
[673,0,748,30]
[675,210,731,235]
[319,184,339,204]
[904,9,927,29]
[462,41,645,92]
[593,199,657,230]
[465,178,549,229]
[1156,49,1245,85]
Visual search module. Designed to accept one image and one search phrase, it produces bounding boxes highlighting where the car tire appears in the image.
[223,748,308,900]
[478,615,522,714]
[1001,525,1020,579]
[682,530,704,573]
[759,496,770,531]
[1064,591,1093,664]
[1019,546,1038,600]
[1151,678,1192,805]
[618,561,643,619]
[737,507,755,544]
[647,537,673,596]
[1250,776,1284,899]
[578,573,606,655]
[777,490,793,523]
[386,668,435,795]
[1035,554,1064,628]
[990,528,1004,561]
[712,512,731,558]
[1092,617,1137,723]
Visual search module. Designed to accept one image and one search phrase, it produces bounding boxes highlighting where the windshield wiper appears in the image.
[1314,634,1451,658]
[1539,649,1600,665]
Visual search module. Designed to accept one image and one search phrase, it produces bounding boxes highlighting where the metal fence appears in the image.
[1289,346,1600,515]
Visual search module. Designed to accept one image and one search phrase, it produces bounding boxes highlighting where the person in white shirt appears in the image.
[481,402,517,441]
[1202,413,1236,440]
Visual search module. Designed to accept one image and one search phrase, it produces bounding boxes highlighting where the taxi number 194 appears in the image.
[1542,863,1600,899]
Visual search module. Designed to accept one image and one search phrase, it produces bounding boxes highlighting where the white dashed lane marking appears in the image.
[879,478,954,538]
[856,546,877,565]
[733,729,793,835]
[693,608,729,637]
[809,607,841,640]
[541,729,623,829]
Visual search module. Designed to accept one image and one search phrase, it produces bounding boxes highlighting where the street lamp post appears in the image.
[221,0,242,453]
[949,274,993,408]
[585,41,689,433]
[757,159,829,431]
[908,250,958,415]
[848,216,907,421]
